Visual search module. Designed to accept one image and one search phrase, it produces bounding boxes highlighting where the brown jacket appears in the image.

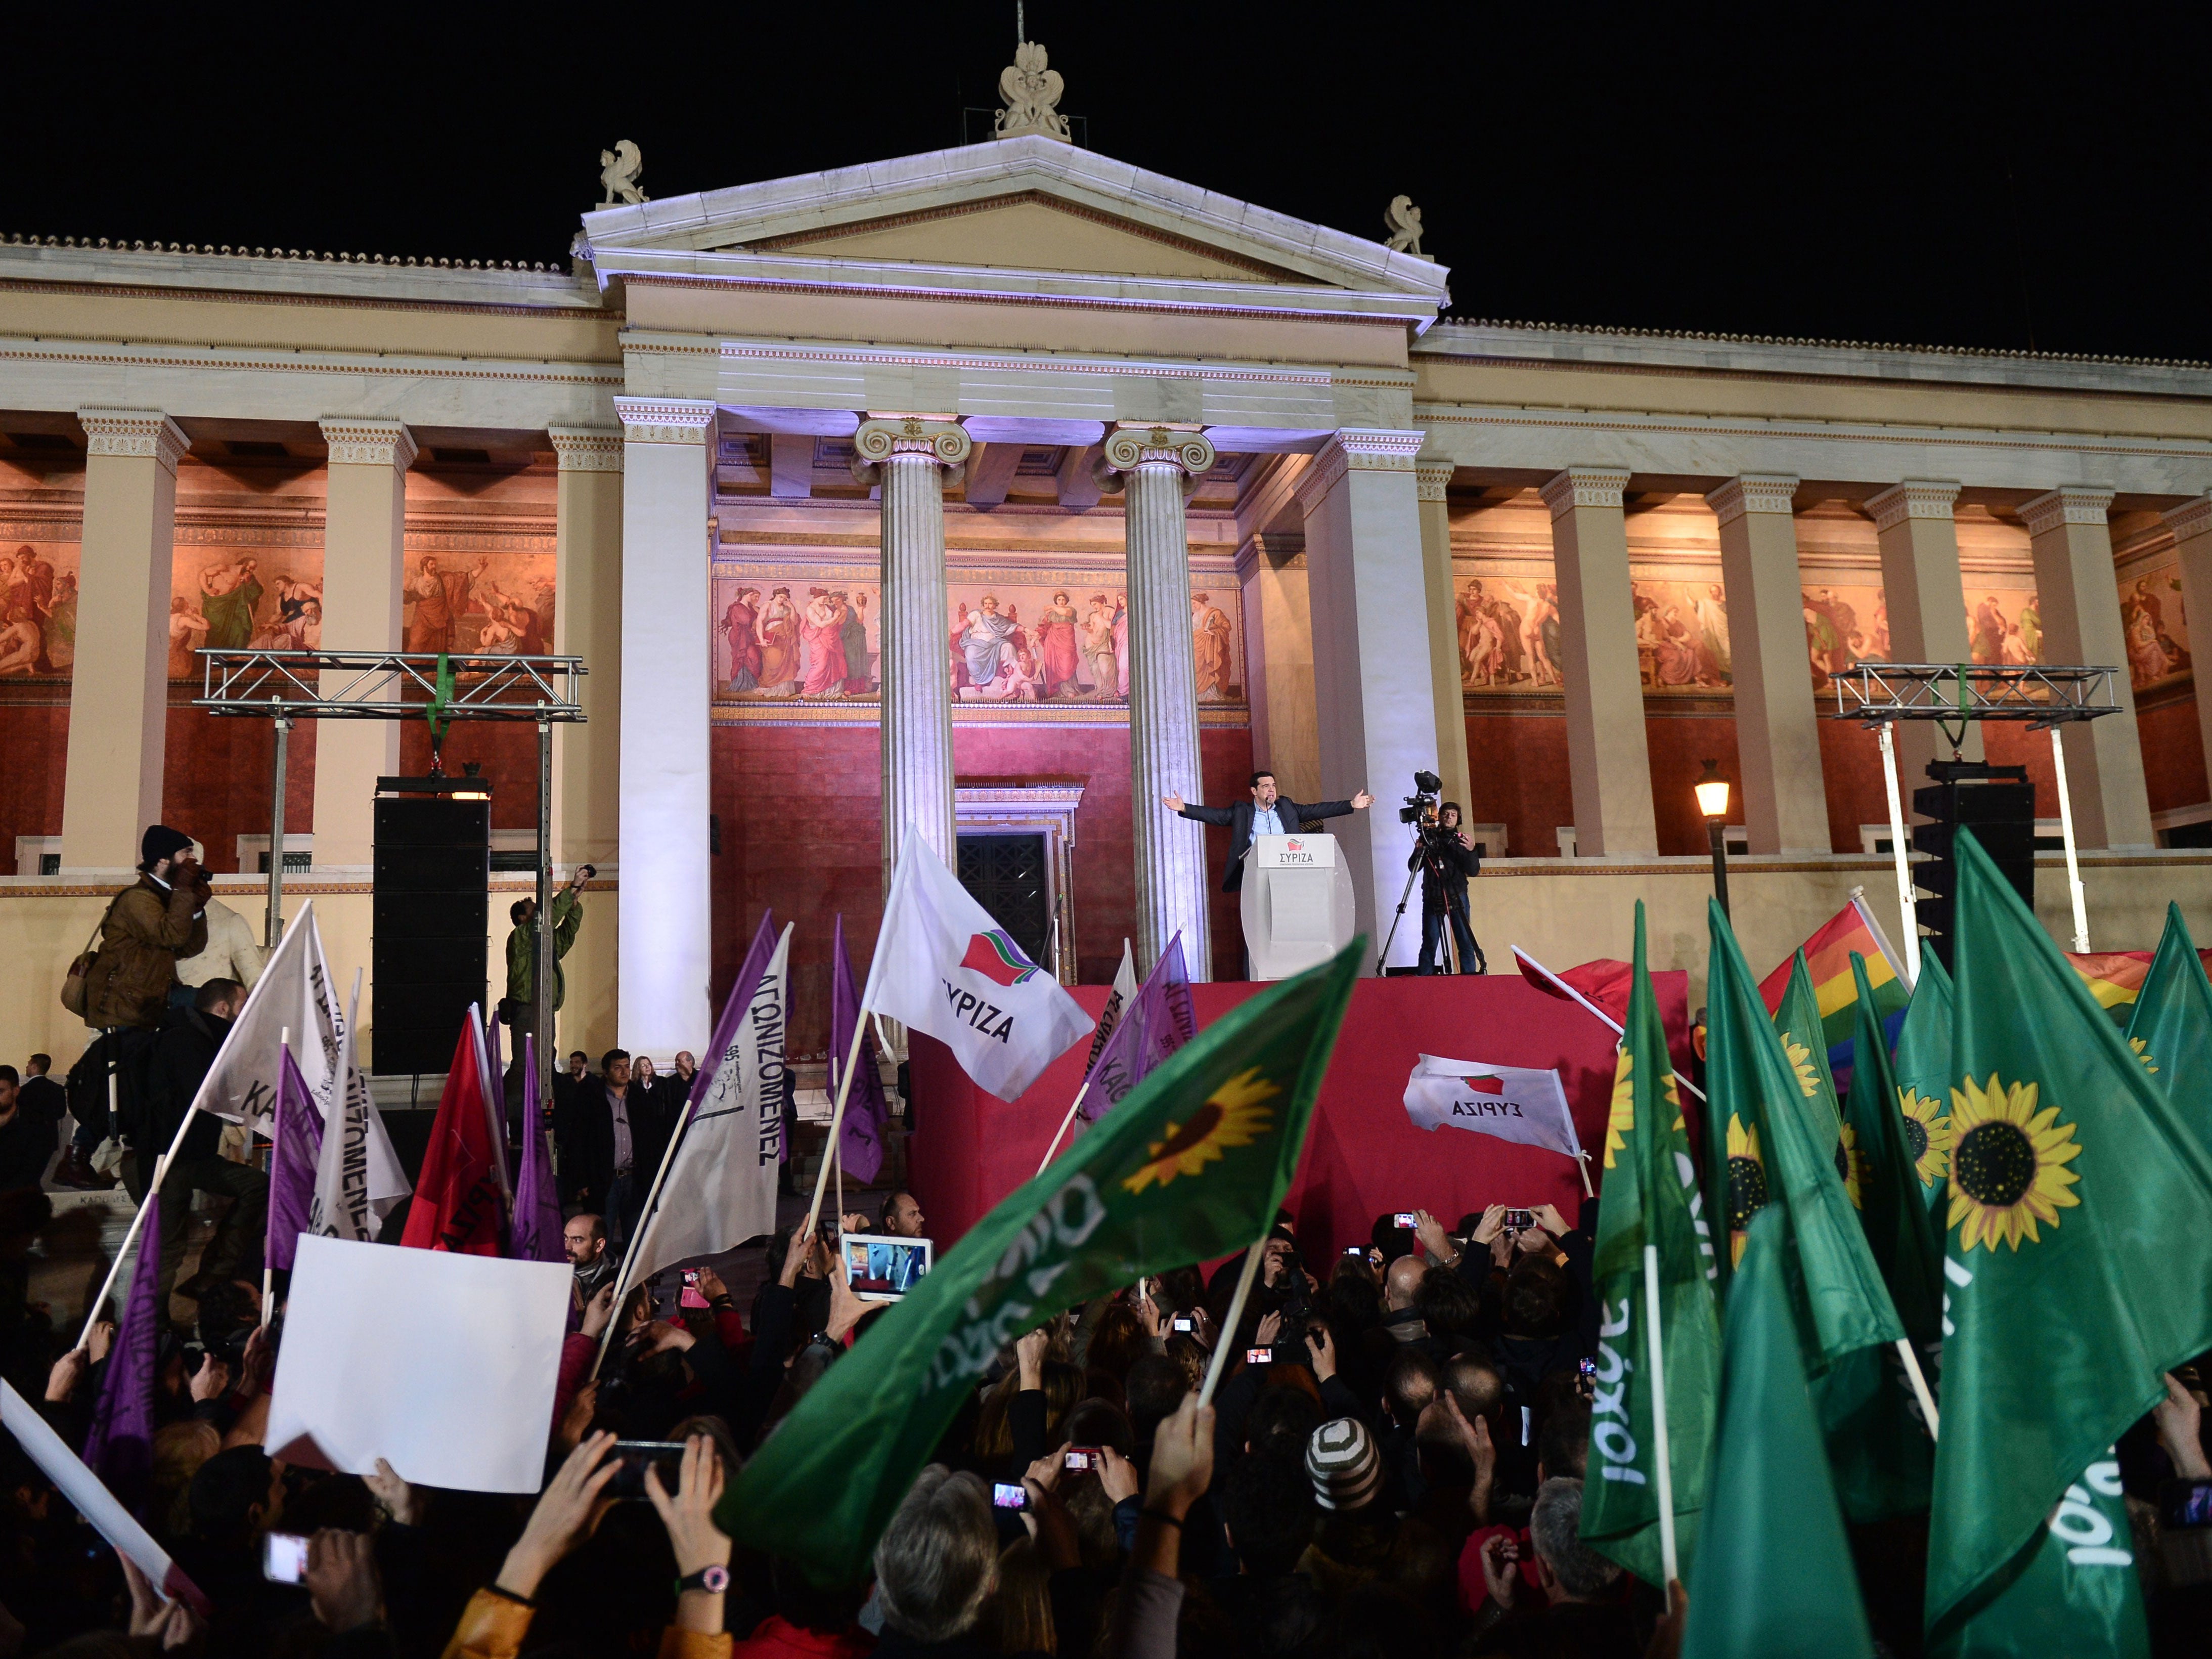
[81,874,208,1030]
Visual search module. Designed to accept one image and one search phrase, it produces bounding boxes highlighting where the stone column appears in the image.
[1234,531,1318,801]
[853,417,973,879]
[1707,474,1829,853]
[2164,494,2212,803]
[312,418,415,874]
[1107,422,1216,979]
[2021,487,2152,848]
[61,410,190,873]
[1416,460,1474,817]
[1298,429,1443,971]
[1540,467,1657,856]
[1868,481,1979,774]
[548,429,624,872]
[613,398,716,1058]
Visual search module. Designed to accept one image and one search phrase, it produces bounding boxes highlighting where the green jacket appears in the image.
[506,888,582,1011]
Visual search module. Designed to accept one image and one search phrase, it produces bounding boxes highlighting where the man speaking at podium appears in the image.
[1160,770,1375,892]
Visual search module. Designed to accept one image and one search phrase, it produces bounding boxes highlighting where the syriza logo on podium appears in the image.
[864,826,1096,1101]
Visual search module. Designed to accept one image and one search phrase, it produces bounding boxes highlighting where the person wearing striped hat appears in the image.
[1304,1417,1384,1513]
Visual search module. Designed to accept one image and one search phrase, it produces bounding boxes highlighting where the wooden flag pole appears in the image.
[1197,1244,1266,1409]
[1896,1338,1940,1439]
[589,1076,712,1380]
[77,1102,202,1351]
[802,1012,872,1245]
[1034,1077,1097,1177]
[262,1028,287,1328]
[1642,1244,1679,1603]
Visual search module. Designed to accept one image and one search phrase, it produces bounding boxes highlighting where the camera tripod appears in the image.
[1378,834,1488,975]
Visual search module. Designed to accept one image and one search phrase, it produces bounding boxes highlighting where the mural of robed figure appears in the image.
[1160,769,1374,893]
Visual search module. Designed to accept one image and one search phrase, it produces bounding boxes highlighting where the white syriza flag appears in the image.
[189,902,410,1213]
[867,825,1094,1101]
[308,975,377,1243]
[630,923,791,1282]
[1401,1054,1586,1162]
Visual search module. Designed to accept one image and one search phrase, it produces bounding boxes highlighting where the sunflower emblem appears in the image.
[1945,1073,2081,1252]
[1603,1051,1634,1171]
[1834,1121,1864,1210]
[1895,1086,1952,1190]
[1121,1068,1279,1195]
[1725,1113,1767,1266]
[2130,1037,2159,1076]
[1783,1033,1822,1099]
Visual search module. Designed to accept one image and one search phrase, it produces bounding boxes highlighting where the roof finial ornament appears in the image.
[597,141,647,208]
[995,23,1071,143]
[1384,195,1433,260]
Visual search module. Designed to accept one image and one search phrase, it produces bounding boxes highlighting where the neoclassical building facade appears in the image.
[5,107,2210,1068]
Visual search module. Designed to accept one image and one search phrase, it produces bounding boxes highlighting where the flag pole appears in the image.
[1896,1338,1940,1439]
[589,1075,710,1379]
[1514,947,1706,1104]
[77,1103,201,1351]
[1877,720,1922,986]
[1642,1244,1679,1601]
[803,1012,872,1245]
[1197,1243,1266,1409]
[262,1028,287,1329]
[2049,726,2091,952]
[1034,1076,1097,1176]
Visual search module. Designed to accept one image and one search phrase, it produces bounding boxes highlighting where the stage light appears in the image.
[1696,760,1733,920]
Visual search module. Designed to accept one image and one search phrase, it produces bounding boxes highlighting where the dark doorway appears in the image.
[956,833,1051,966]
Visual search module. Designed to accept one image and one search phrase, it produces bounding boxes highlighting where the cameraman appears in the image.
[1411,803,1482,975]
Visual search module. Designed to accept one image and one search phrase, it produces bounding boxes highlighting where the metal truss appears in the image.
[194,649,585,722]
[1826,663,2121,729]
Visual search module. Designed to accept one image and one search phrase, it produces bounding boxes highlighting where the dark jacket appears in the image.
[83,875,209,1030]
[556,1078,666,1211]
[0,1110,53,1194]
[1174,797,1357,892]
[1410,830,1480,912]
[17,1075,64,1130]
[145,1006,232,1160]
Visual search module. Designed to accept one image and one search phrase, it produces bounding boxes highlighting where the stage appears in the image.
[907,968,1693,1256]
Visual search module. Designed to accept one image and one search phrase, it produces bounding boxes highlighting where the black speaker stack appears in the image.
[372,775,492,1076]
[1912,759,2036,969]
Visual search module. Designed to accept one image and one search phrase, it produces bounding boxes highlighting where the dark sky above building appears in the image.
[13,3,2206,360]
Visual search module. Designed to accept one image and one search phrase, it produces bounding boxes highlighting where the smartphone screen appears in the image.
[1246,1347,1273,1365]
[2164,1477,2212,1531]
[262,1532,310,1585]
[1343,1244,1364,1256]
[608,1440,688,1501]
[1171,1315,1195,1332]
[992,1481,1030,1511]
[679,1269,710,1311]
[1064,1449,1095,1471]
[1503,1208,1535,1232]
[1392,1212,1418,1230]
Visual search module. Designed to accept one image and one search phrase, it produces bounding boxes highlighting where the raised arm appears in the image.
[1160,794,1234,827]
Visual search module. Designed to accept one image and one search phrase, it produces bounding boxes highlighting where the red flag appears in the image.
[400,1018,506,1255]
[1515,947,1697,1082]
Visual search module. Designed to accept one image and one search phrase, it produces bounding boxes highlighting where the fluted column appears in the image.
[1415,460,1473,819]
[1868,481,1979,774]
[1108,423,1215,979]
[1708,474,1829,853]
[2022,487,2151,848]
[855,417,972,880]
[61,410,190,872]
[2164,494,2212,803]
[548,429,624,873]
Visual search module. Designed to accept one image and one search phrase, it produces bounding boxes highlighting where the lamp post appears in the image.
[1695,759,1732,920]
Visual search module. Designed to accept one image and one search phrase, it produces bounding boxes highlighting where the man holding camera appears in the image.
[1160,770,1374,893]
[1412,802,1483,974]
[504,865,591,1112]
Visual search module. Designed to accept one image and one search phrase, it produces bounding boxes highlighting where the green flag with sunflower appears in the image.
[719,939,1361,1583]
[1926,834,2212,1656]
[1579,902,1721,1588]
[2125,902,2212,1155]
[1683,1209,1875,1659]
[1891,948,1955,1220]
[1773,949,1845,1134]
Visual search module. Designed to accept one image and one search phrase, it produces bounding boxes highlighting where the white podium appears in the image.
[1240,833,1357,980]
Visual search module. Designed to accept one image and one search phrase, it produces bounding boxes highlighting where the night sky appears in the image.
[12,3,2207,361]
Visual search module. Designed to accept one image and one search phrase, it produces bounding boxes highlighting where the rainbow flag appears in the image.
[2065,949,2152,1021]
[1757,893,1910,1052]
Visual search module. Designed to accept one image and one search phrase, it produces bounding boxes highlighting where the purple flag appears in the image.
[1076,932,1198,1126]
[510,1034,565,1264]
[83,1193,161,1508]
[831,914,891,1185]
[267,1049,324,1273]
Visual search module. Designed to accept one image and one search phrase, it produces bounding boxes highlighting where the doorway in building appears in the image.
[956,832,1051,966]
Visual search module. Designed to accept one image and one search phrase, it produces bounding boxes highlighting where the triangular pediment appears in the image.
[580,134,1449,305]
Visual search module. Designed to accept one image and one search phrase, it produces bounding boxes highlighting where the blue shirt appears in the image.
[1253,805,1285,838]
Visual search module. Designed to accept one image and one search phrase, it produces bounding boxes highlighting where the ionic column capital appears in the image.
[1864,479,1961,533]
[1415,459,1455,502]
[854,416,972,468]
[2163,492,2212,543]
[1539,466,1629,519]
[319,417,418,471]
[1102,422,1215,477]
[1705,473,1800,528]
[548,427,624,473]
[2018,485,2115,538]
[612,398,717,446]
[77,408,190,473]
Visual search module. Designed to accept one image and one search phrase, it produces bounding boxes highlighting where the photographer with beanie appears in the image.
[80,824,210,1176]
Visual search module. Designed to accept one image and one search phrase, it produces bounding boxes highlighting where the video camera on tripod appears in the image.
[1399,768,1444,827]
[1381,768,1487,974]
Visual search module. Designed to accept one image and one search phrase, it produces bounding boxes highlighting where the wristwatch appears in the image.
[676,1563,730,1595]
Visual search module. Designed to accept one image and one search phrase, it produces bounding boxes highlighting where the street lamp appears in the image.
[1696,759,1732,919]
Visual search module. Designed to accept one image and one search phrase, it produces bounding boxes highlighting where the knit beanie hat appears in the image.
[140,824,193,869]
[1305,1417,1383,1512]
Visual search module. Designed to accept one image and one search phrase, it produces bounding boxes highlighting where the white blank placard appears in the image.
[265,1235,570,1493]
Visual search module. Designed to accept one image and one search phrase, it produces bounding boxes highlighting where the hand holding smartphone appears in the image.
[992,1480,1031,1512]
[262,1532,311,1584]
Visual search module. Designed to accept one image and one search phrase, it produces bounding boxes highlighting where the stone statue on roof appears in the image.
[598,141,648,207]
[996,41,1070,142]
[1385,195,1431,259]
